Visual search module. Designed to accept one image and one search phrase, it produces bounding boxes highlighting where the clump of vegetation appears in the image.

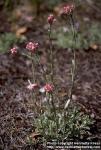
[88,23,101,46]
[0,33,23,53]
[52,23,101,49]
[35,105,93,141]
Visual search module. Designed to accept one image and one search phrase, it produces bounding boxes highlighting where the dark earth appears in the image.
[0,1,101,149]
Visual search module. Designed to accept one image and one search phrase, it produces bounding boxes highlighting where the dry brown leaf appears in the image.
[54,4,63,16]
[30,132,41,140]
[16,27,27,37]
[90,44,98,50]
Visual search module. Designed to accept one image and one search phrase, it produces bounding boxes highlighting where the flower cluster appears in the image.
[26,42,39,53]
[63,4,75,15]
[10,47,18,55]
[47,14,56,25]
[44,84,53,92]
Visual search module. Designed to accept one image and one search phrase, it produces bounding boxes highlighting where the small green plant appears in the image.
[35,105,93,141]
[0,33,23,53]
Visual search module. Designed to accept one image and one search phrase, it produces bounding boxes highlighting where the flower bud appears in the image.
[10,47,18,55]
[47,14,56,25]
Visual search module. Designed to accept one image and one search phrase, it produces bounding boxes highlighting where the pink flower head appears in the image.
[63,4,75,15]
[26,42,39,53]
[47,14,56,25]
[10,47,18,55]
[44,84,53,93]
[27,81,38,91]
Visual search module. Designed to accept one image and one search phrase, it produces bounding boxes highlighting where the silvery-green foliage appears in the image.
[34,106,93,141]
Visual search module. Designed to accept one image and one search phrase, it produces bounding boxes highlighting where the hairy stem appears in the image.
[35,54,48,83]
[63,14,77,137]
[30,53,37,105]
[69,14,76,101]
[31,53,36,83]
[49,25,55,111]
[48,24,58,133]
[70,13,77,140]
[49,24,54,84]
[64,13,77,111]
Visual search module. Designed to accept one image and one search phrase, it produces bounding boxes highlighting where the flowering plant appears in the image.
[10,3,93,144]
